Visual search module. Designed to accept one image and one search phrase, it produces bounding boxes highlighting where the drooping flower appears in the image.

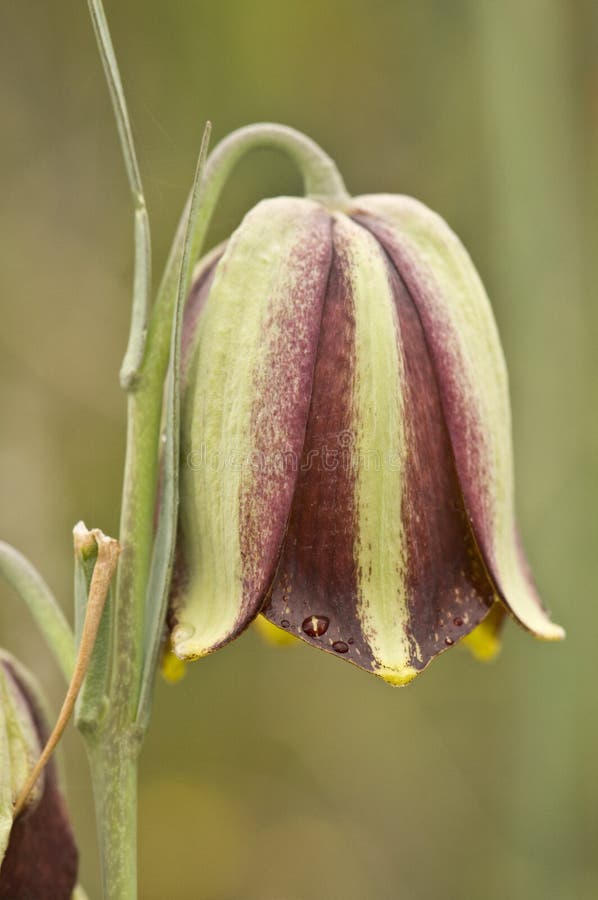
[0,651,78,898]
[168,190,563,685]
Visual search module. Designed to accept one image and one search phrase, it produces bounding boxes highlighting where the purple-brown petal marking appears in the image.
[265,212,499,681]
[263,220,368,665]
[172,198,333,659]
[352,195,563,642]
[385,243,495,666]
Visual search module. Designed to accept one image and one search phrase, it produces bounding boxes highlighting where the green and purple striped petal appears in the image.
[263,214,495,682]
[352,194,564,643]
[171,197,332,659]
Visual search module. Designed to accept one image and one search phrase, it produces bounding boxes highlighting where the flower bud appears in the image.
[170,189,563,685]
[0,651,78,898]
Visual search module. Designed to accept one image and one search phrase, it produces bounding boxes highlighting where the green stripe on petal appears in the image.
[332,215,417,684]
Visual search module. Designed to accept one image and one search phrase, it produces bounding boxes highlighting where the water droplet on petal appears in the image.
[453,616,464,627]
[444,636,454,646]
[302,615,329,637]
[332,640,349,654]
[175,623,196,642]
[281,619,290,629]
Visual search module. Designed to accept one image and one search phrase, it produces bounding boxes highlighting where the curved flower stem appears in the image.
[205,122,350,206]
[145,123,350,408]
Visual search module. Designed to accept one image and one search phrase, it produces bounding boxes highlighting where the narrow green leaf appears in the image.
[0,542,74,683]
[135,122,212,731]
[87,0,151,390]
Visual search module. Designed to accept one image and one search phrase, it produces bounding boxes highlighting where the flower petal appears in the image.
[352,195,563,640]
[263,214,497,683]
[172,198,333,658]
[0,655,78,899]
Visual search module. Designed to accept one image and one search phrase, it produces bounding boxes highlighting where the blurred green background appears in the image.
[1,1,597,898]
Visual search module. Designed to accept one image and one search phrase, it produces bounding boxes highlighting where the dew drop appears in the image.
[444,636,454,646]
[453,616,464,627]
[281,619,290,629]
[302,615,329,637]
[348,637,354,645]
[332,640,349,654]
[175,623,196,642]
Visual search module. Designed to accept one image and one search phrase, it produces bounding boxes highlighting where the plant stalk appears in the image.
[87,734,139,900]
[82,391,152,898]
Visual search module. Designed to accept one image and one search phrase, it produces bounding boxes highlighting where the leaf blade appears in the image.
[135,123,212,731]
[0,542,74,683]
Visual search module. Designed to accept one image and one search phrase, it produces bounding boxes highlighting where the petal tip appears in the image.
[171,623,200,660]
[535,621,565,642]
[375,665,419,687]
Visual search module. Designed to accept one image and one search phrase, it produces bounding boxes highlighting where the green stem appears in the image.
[205,122,350,206]
[87,735,138,900]
[75,390,148,900]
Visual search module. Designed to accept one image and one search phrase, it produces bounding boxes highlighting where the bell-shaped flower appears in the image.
[169,191,563,685]
[0,650,78,898]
